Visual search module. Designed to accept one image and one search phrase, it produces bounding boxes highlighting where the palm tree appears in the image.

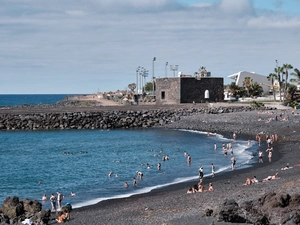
[282,63,293,98]
[290,68,300,83]
[199,66,207,77]
[267,73,278,101]
[288,85,297,101]
[228,82,244,97]
[249,82,264,97]
[243,77,252,97]
[274,66,284,101]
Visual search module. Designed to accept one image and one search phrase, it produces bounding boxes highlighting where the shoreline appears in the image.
[60,109,300,224]
[66,128,257,210]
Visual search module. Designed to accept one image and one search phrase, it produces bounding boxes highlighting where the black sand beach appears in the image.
[52,107,300,225]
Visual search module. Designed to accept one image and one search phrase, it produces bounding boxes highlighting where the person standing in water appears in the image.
[258,151,263,163]
[199,166,204,181]
[57,192,63,209]
[231,157,236,170]
[211,163,215,177]
[50,193,57,212]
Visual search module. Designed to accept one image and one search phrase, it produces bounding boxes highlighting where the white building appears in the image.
[228,71,272,95]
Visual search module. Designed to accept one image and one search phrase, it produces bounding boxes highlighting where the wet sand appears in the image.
[54,108,300,225]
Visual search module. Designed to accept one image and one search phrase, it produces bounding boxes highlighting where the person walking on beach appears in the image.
[231,157,236,170]
[50,193,57,212]
[266,146,273,162]
[57,192,63,209]
[267,138,272,147]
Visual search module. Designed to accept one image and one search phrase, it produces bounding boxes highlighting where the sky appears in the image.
[0,0,300,94]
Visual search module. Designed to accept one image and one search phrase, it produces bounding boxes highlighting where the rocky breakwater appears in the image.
[0,106,275,131]
[0,196,51,225]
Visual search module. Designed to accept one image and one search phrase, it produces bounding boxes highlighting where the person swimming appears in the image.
[42,194,47,201]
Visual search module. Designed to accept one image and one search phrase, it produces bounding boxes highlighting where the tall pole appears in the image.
[140,68,143,95]
[152,57,156,97]
[136,66,140,94]
[140,67,144,96]
[276,59,282,102]
[144,70,148,91]
[165,62,168,77]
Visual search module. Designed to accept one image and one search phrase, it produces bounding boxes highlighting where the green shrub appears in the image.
[250,100,264,107]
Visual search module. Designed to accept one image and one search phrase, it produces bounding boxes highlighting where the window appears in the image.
[161,91,165,100]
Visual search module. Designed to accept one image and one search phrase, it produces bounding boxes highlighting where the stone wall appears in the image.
[155,77,224,104]
[156,78,180,104]
[0,110,183,130]
[0,106,273,131]
[180,77,224,103]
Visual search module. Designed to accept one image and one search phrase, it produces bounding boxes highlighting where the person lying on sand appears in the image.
[281,163,292,170]
[251,176,259,183]
[242,177,253,186]
[187,187,194,194]
[263,172,279,182]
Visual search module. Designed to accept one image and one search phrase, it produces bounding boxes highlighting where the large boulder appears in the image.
[21,199,42,213]
[0,196,24,218]
[0,213,9,224]
[217,199,246,223]
[0,196,51,225]
[30,208,51,225]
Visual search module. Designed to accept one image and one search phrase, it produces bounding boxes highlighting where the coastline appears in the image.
[59,108,300,225]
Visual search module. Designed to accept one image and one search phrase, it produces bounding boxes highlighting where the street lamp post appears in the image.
[136,67,140,94]
[170,65,178,77]
[139,67,144,95]
[143,70,148,92]
[152,57,156,96]
[165,62,168,77]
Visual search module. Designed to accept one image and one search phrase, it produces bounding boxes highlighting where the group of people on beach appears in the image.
[242,172,280,186]
[187,181,214,194]
[256,131,278,163]
[41,191,74,223]
[42,191,75,211]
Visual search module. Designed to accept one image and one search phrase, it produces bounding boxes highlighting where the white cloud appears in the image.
[0,0,299,93]
[217,0,255,17]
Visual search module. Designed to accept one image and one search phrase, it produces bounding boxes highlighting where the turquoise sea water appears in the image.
[0,94,74,107]
[0,95,259,210]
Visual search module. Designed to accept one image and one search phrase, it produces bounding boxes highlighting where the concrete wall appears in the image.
[156,77,224,104]
[156,78,181,104]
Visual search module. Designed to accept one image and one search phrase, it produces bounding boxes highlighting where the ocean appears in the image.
[0,95,259,210]
[0,94,72,107]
